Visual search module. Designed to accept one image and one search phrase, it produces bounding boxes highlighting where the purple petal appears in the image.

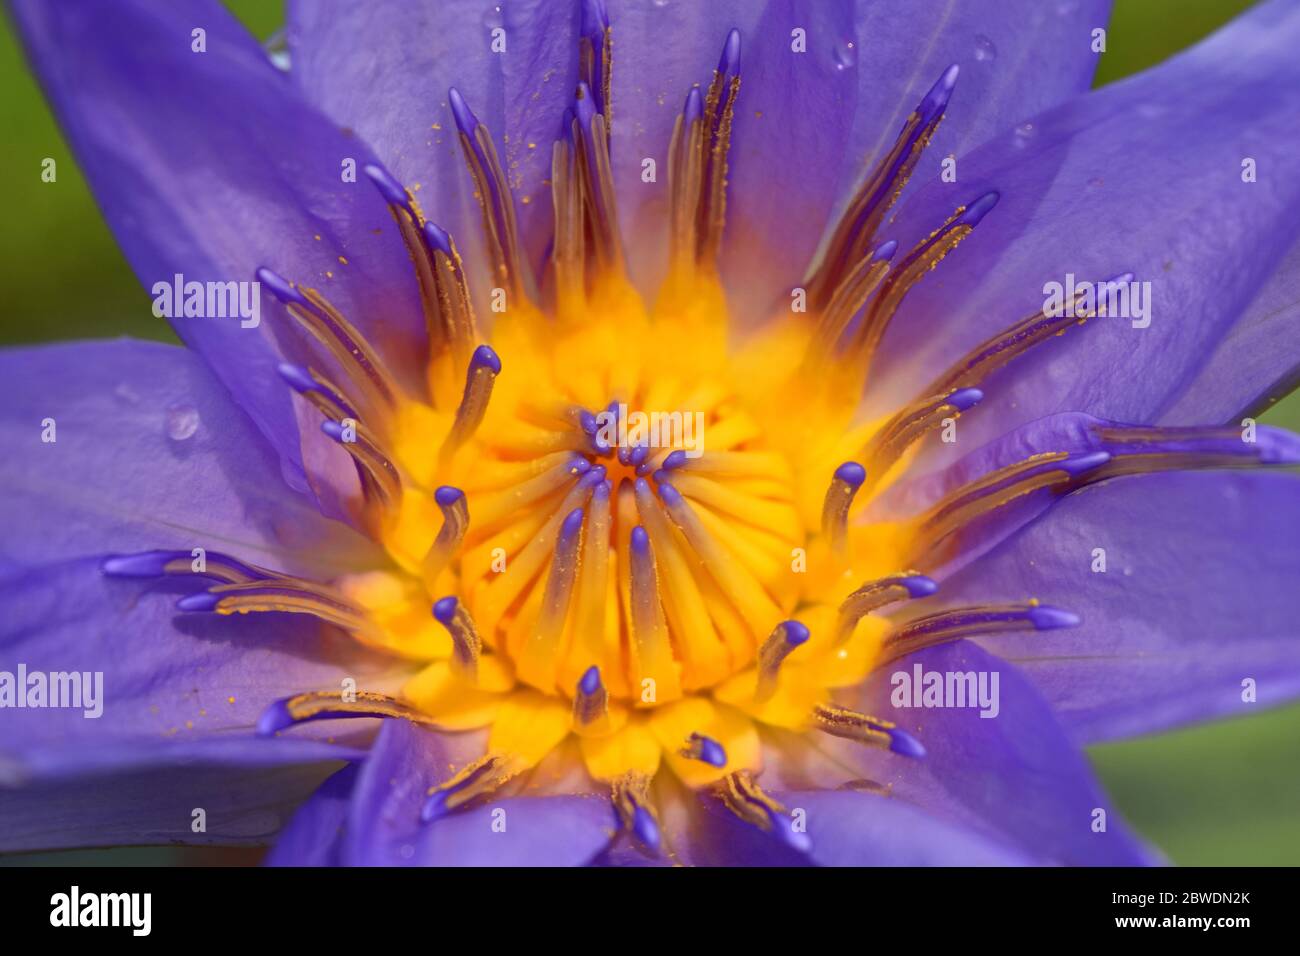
[0,557,397,768]
[768,790,1035,866]
[265,764,359,865]
[340,720,615,866]
[1160,237,1300,425]
[936,470,1300,742]
[837,641,1158,865]
[11,0,430,491]
[0,340,377,577]
[0,744,348,852]
[867,0,1300,448]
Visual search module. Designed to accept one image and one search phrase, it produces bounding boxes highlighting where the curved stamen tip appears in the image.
[920,63,960,119]
[470,344,503,375]
[717,27,741,77]
[434,485,465,507]
[101,550,174,577]
[448,86,478,134]
[256,698,294,737]
[897,574,939,599]
[656,481,683,506]
[561,507,586,538]
[684,733,727,768]
[255,266,305,305]
[423,220,454,257]
[683,86,704,125]
[176,590,220,612]
[420,789,453,824]
[833,461,867,488]
[1061,450,1111,476]
[886,725,927,759]
[276,362,316,393]
[362,163,413,210]
[320,420,347,442]
[630,524,651,553]
[578,665,603,697]
[1027,605,1081,630]
[662,449,688,471]
[774,815,814,853]
[432,595,459,624]
[957,191,1000,227]
[781,620,811,646]
[632,806,662,851]
[872,239,899,263]
[946,387,984,412]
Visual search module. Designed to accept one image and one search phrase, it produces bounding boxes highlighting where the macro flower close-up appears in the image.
[2,0,1298,875]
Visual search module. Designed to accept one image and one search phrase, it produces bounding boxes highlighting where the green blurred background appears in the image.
[1,0,1296,866]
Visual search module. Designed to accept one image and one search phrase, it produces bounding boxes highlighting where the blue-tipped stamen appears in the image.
[718,770,813,853]
[102,549,271,584]
[573,665,610,731]
[807,64,960,310]
[834,572,938,645]
[681,732,728,768]
[812,703,927,759]
[821,461,868,555]
[921,272,1136,398]
[277,362,360,422]
[611,771,661,852]
[880,602,1081,666]
[422,485,470,586]
[755,619,811,702]
[432,595,484,679]
[256,690,434,737]
[439,345,502,467]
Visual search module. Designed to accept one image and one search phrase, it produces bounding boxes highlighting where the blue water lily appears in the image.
[2,0,1298,866]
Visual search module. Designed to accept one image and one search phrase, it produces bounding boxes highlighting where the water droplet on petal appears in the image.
[114,383,140,405]
[481,4,503,28]
[1012,122,1037,146]
[832,39,857,72]
[973,34,998,63]
[166,404,200,441]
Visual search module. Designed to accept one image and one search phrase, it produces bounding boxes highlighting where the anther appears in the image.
[432,595,484,681]
[611,771,661,852]
[821,461,867,555]
[880,602,1080,666]
[102,549,270,584]
[573,665,610,731]
[680,732,728,767]
[755,620,810,703]
[834,573,938,645]
[811,703,926,758]
[256,690,436,736]
[439,345,501,469]
[421,486,470,588]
